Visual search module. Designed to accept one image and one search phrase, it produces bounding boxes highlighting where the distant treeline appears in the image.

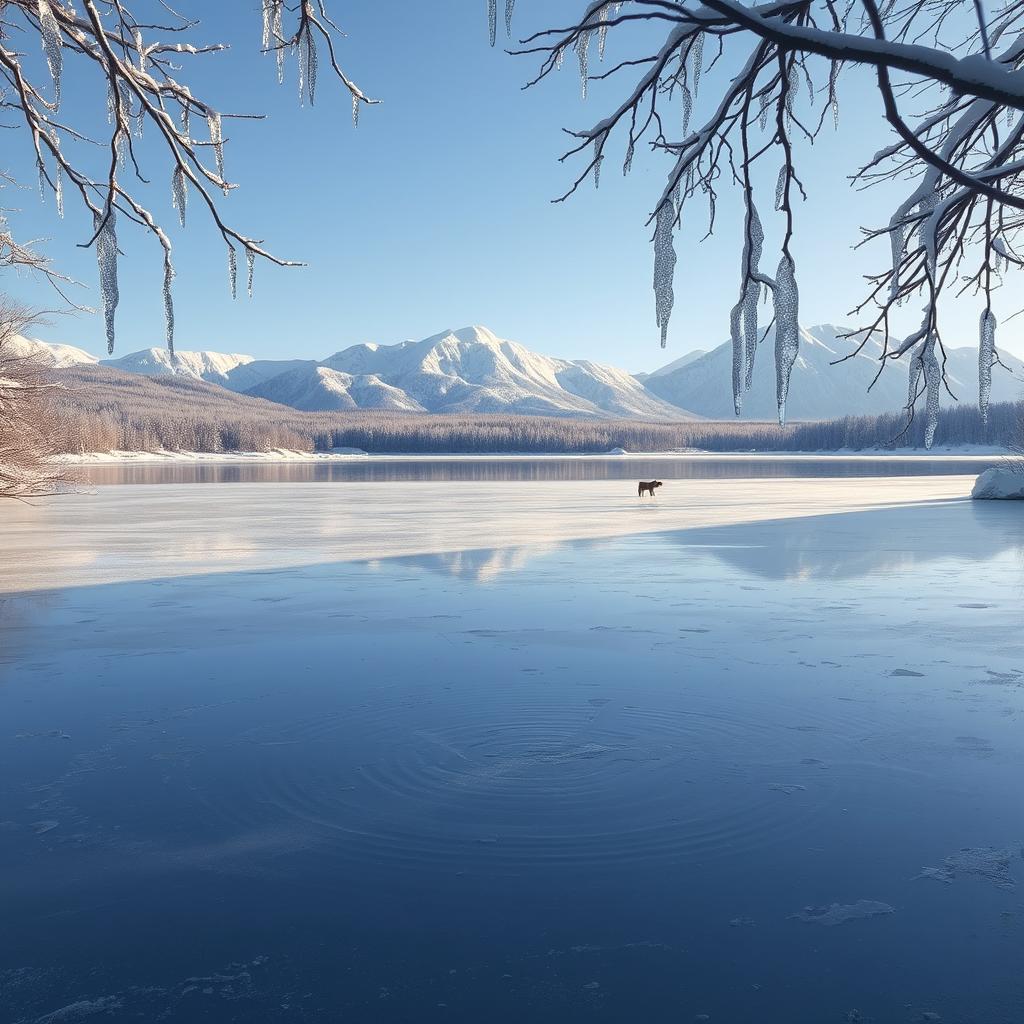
[50,364,1022,454]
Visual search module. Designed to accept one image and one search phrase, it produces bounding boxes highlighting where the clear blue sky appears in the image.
[7,2,1022,370]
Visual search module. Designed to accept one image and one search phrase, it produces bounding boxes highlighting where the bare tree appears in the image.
[0,1,374,353]
[0,302,62,498]
[499,0,1024,444]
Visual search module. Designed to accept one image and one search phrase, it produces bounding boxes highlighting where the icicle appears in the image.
[598,4,610,60]
[134,28,145,73]
[772,253,799,426]
[993,236,1009,272]
[163,250,175,354]
[730,299,744,415]
[829,61,840,129]
[273,2,285,82]
[261,0,276,50]
[352,94,360,127]
[171,167,187,227]
[623,136,635,176]
[906,333,940,447]
[488,0,497,46]
[979,308,997,423]
[38,0,63,110]
[888,220,905,300]
[575,29,591,99]
[208,111,226,193]
[739,204,764,395]
[681,84,693,136]
[107,80,117,124]
[228,246,238,300]
[181,103,191,141]
[917,192,938,276]
[298,26,318,105]
[774,166,787,211]
[653,183,681,349]
[506,0,516,38]
[50,127,64,219]
[733,201,765,401]
[786,61,799,118]
[593,135,604,188]
[923,336,940,448]
[246,248,255,299]
[758,92,770,131]
[37,158,45,201]
[555,46,565,71]
[689,33,704,95]
[94,208,120,354]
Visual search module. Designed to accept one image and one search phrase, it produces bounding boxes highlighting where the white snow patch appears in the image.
[972,466,1024,499]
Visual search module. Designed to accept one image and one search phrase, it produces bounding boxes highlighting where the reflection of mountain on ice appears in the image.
[366,500,1023,584]
[668,500,1024,581]
[373,544,560,583]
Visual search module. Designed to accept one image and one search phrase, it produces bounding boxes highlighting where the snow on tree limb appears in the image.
[0,1,377,351]
[509,0,1024,444]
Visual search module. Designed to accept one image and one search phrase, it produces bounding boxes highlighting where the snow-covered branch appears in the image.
[0,1,376,355]
[504,0,1024,444]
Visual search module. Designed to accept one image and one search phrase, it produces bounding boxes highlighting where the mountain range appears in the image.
[12,323,1024,421]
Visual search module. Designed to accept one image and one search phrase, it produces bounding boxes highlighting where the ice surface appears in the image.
[0,475,977,593]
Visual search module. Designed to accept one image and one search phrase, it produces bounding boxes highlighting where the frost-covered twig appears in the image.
[506,0,1024,446]
[0,1,377,354]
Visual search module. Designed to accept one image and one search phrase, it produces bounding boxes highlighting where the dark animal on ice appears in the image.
[638,480,663,498]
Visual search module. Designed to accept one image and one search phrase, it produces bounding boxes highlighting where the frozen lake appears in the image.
[2,463,1023,1022]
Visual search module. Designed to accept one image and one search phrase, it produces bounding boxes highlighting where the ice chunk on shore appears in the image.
[972,467,1024,500]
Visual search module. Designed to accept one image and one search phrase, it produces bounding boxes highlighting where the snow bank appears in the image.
[972,466,1024,500]
[52,448,367,465]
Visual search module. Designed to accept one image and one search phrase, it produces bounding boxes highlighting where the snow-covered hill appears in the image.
[261,326,691,419]
[246,364,426,412]
[7,335,98,368]
[643,325,1024,420]
[101,347,254,384]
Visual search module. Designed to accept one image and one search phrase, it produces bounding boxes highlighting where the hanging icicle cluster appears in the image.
[262,0,286,82]
[37,0,63,109]
[979,308,997,424]
[773,253,800,426]
[653,183,681,349]
[94,208,120,355]
[227,246,238,300]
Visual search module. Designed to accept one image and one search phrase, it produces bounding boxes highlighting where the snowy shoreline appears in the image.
[50,445,1010,465]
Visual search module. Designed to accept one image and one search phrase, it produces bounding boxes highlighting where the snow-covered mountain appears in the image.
[7,335,98,368]
[101,347,254,384]
[636,348,706,382]
[251,326,690,419]
[246,364,427,412]
[643,325,1024,420]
